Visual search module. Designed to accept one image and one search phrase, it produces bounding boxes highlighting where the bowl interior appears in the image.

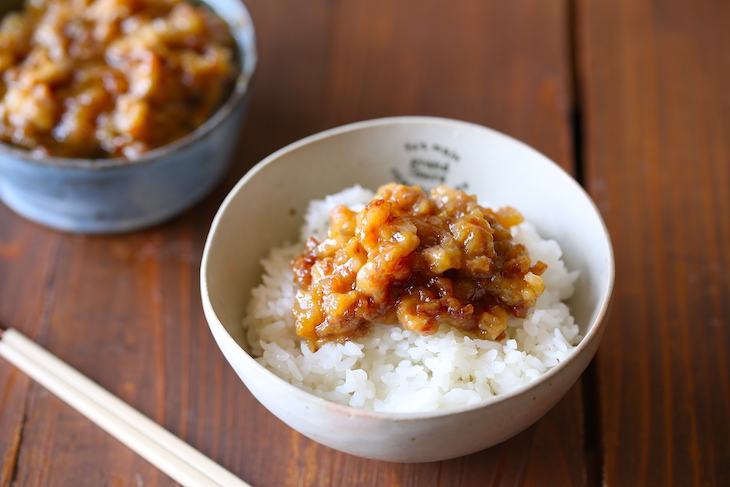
[203,117,613,356]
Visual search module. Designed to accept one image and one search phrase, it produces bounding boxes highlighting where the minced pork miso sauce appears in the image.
[0,0,237,158]
[291,183,548,348]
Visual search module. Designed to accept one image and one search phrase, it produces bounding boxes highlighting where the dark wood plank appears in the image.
[0,0,585,485]
[321,0,576,170]
[577,0,730,485]
[0,208,64,487]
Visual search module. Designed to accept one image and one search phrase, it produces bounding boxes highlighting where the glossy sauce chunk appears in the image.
[0,0,237,158]
[291,184,547,347]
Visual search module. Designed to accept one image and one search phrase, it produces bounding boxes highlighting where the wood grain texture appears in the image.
[0,0,584,485]
[577,0,730,485]
[0,209,64,487]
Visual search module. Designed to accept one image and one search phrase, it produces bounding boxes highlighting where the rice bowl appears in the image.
[201,116,614,462]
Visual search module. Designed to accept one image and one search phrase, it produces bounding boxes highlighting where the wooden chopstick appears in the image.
[0,327,251,487]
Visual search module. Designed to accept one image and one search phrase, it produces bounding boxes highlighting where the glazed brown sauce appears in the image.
[291,184,547,348]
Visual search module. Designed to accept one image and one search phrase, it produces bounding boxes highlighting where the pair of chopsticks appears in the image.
[0,326,251,487]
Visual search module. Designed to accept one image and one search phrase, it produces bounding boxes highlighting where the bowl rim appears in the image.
[201,115,615,421]
[0,0,257,171]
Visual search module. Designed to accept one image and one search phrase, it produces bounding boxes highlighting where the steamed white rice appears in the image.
[244,185,581,412]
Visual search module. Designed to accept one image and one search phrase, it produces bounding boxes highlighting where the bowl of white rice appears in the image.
[201,116,614,463]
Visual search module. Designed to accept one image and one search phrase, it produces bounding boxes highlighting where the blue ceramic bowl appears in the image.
[0,0,257,233]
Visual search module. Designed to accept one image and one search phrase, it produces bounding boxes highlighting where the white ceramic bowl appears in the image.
[201,117,614,463]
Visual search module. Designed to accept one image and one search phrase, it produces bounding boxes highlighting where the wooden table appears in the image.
[1,0,729,485]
